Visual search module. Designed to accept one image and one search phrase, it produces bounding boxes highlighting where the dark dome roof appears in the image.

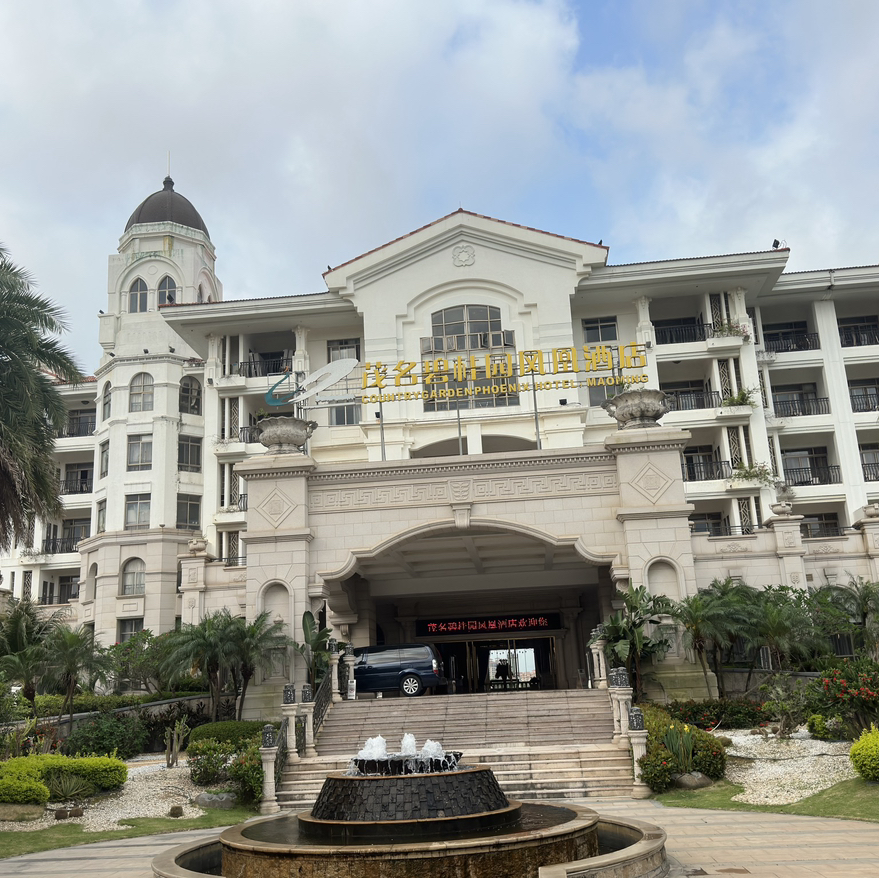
[125,176,209,237]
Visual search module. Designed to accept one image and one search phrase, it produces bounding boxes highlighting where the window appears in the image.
[96,500,106,534]
[62,518,90,546]
[849,379,879,412]
[800,512,842,539]
[125,494,150,530]
[102,383,111,420]
[176,494,201,531]
[126,435,152,471]
[158,275,177,306]
[129,373,154,412]
[327,340,361,424]
[99,441,110,478]
[121,558,146,595]
[178,436,202,472]
[179,377,202,415]
[689,512,728,536]
[329,404,360,426]
[22,570,32,601]
[328,338,361,361]
[118,618,144,643]
[582,317,618,343]
[59,575,79,604]
[129,278,148,313]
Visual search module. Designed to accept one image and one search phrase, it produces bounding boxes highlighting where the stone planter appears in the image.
[601,389,670,429]
[258,416,317,454]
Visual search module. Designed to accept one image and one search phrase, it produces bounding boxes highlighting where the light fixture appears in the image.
[143,348,149,354]
[772,239,780,249]
[108,352,116,358]
[375,412,381,420]
[98,310,104,315]
[207,377,214,385]
[81,400,90,406]
[559,399,568,406]
[169,346,175,353]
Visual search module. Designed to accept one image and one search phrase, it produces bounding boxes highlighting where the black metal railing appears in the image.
[839,327,879,347]
[59,477,93,494]
[850,393,879,412]
[664,390,722,411]
[237,494,247,510]
[295,714,306,757]
[232,357,294,378]
[274,716,288,789]
[39,593,77,605]
[42,537,79,554]
[800,523,845,539]
[239,425,261,443]
[863,463,879,481]
[338,656,350,698]
[772,397,831,417]
[763,333,820,353]
[690,523,756,536]
[655,323,712,345]
[211,555,247,566]
[57,418,96,437]
[782,465,842,486]
[312,672,333,739]
[682,460,733,481]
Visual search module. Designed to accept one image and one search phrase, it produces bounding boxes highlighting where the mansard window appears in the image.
[129,373,154,412]
[179,376,202,415]
[421,305,517,411]
[121,558,146,595]
[101,382,111,420]
[158,275,177,306]
[129,278,148,313]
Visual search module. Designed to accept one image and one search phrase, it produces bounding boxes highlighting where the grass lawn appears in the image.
[0,805,258,859]
[657,778,879,822]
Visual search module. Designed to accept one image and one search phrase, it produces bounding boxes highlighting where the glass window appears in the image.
[176,494,201,531]
[96,500,106,534]
[125,494,150,530]
[121,558,145,595]
[178,436,202,472]
[196,285,204,304]
[158,275,177,306]
[327,339,361,361]
[129,373,154,412]
[127,435,152,471]
[179,377,202,415]
[582,317,618,343]
[102,383,111,420]
[118,618,144,642]
[329,404,360,426]
[98,441,110,478]
[129,278,148,313]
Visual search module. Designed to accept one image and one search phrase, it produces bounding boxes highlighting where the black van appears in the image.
[352,644,445,696]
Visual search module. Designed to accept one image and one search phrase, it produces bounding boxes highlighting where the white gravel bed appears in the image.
[2,760,206,833]
[720,729,856,805]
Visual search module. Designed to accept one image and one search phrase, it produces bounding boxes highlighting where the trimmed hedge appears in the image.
[188,721,267,749]
[33,691,212,718]
[664,697,769,730]
[850,725,879,782]
[0,775,50,805]
[0,754,127,804]
[62,713,147,759]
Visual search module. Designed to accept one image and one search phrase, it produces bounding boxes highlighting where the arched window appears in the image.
[179,376,202,415]
[196,285,204,304]
[129,278,148,313]
[101,382,111,420]
[121,558,145,595]
[158,275,177,306]
[129,373,154,412]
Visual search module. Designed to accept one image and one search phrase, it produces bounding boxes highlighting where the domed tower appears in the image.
[82,178,222,647]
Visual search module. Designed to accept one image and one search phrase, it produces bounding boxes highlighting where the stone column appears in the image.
[609,688,622,743]
[329,653,342,703]
[629,729,651,798]
[281,687,300,765]
[259,725,280,815]
[343,652,357,699]
[590,637,607,689]
[298,700,317,757]
[617,687,633,747]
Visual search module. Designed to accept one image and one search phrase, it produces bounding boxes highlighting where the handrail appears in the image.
[772,397,830,416]
[682,460,732,481]
[782,465,842,486]
[312,672,333,739]
[665,390,722,411]
[274,716,288,789]
[764,332,820,352]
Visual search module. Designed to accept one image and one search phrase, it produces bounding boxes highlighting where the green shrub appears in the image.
[807,713,846,741]
[692,731,726,780]
[0,774,49,805]
[187,738,234,786]
[188,721,267,749]
[664,698,768,730]
[850,724,879,782]
[0,754,127,790]
[227,737,263,804]
[638,742,675,793]
[45,771,96,801]
[62,713,147,759]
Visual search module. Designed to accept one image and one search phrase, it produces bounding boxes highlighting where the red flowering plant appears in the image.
[818,659,879,737]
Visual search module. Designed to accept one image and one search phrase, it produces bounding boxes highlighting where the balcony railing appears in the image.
[39,592,78,606]
[231,357,294,378]
[238,493,247,510]
[60,477,93,495]
[782,465,842,486]
[763,333,820,353]
[839,327,879,347]
[863,463,879,481]
[850,393,879,413]
[682,460,733,481]
[239,425,261,443]
[655,323,712,345]
[801,523,845,539]
[212,555,247,566]
[772,397,831,417]
[664,390,722,411]
[42,537,80,554]
[220,494,247,512]
[57,418,96,438]
[690,523,755,536]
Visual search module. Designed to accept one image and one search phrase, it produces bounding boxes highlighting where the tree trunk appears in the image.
[238,670,253,721]
[697,649,712,698]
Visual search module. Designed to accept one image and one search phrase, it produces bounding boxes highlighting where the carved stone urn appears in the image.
[770,501,793,516]
[258,416,318,453]
[601,388,670,429]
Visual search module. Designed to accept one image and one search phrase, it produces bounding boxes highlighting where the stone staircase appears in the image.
[276,690,634,810]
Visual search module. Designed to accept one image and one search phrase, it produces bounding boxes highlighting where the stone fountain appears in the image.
[152,735,669,878]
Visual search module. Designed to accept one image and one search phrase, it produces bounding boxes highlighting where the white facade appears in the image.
[3,182,879,710]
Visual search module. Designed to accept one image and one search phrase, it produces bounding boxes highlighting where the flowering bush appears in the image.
[665,698,768,730]
[663,723,695,773]
[187,737,235,786]
[638,743,675,793]
[807,713,846,741]
[227,736,263,803]
[849,724,879,782]
[818,661,879,736]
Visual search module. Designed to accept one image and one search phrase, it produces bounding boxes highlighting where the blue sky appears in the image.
[1,0,878,370]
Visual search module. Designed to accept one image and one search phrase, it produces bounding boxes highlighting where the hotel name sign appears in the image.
[359,343,647,403]
[415,613,563,637]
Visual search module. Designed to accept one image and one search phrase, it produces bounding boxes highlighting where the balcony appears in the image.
[665,390,722,411]
[782,465,842,486]
[231,357,293,378]
[690,522,755,536]
[772,397,831,417]
[211,555,247,566]
[839,327,879,347]
[682,460,733,481]
[219,494,247,512]
[57,417,96,438]
[38,592,78,606]
[239,425,261,443]
[850,393,879,413]
[42,537,80,554]
[864,463,879,481]
[763,333,820,353]
[655,323,712,345]
[60,477,93,495]
[800,522,845,539]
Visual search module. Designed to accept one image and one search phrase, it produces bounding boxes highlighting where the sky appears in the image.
[2,0,878,373]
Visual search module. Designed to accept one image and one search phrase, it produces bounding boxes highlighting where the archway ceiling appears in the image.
[353,528,587,580]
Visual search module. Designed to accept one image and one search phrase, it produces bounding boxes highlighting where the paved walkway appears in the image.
[3,799,879,877]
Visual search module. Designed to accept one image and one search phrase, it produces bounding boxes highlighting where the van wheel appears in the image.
[400,675,423,697]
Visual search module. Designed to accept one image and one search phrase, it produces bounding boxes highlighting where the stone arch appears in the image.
[85,562,98,602]
[258,581,293,680]
[644,557,684,601]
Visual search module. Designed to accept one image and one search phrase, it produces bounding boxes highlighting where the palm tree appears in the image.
[227,612,291,720]
[674,593,726,698]
[0,597,64,656]
[292,610,332,688]
[818,577,879,659]
[0,644,49,715]
[702,577,760,697]
[0,244,83,551]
